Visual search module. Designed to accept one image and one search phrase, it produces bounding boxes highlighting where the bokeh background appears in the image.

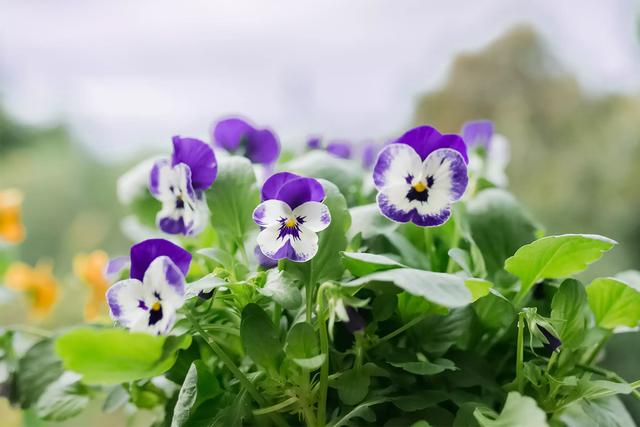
[1,1,639,425]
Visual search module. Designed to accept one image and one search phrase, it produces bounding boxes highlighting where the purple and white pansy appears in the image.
[373,125,469,227]
[106,239,191,335]
[212,117,280,165]
[253,172,331,263]
[461,120,510,187]
[149,136,217,236]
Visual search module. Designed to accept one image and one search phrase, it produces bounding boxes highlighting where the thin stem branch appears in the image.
[370,314,428,349]
[316,284,330,427]
[516,312,525,393]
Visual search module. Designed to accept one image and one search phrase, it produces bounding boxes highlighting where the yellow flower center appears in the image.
[285,218,297,228]
[151,301,162,311]
[412,181,428,193]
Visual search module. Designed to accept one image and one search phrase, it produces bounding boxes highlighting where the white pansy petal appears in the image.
[293,201,331,232]
[422,148,468,204]
[373,144,422,189]
[149,160,179,201]
[253,199,293,227]
[289,226,319,262]
[257,225,288,259]
[143,256,186,310]
[106,279,148,328]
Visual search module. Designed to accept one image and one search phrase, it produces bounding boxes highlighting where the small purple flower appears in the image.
[106,239,191,335]
[213,117,280,165]
[372,125,469,227]
[326,140,352,159]
[461,120,494,149]
[306,136,322,150]
[253,172,331,263]
[345,306,366,333]
[538,325,562,353]
[149,136,217,236]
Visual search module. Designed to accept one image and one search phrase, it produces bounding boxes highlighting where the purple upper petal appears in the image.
[395,125,468,164]
[171,136,218,190]
[212,117,280,165]
[213,118,253,152]
[326,141,352,159]
[261,172,325,209]
[461,120,494,149]
[245,128,280,164]
[129,239,192,281]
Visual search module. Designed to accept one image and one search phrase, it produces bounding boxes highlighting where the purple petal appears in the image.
[245,128,280,164]
[307,136,322,150]
[129,239,192,281]
[326,141,352,159]
[411,208,452,227]
[149,159,169,197]
[105,256,130,279]
[271,240,304,262]
[395,125,468,163]
[261,172,302,201]
[376,192,414,223]
[345,307,366,333]
[461,120,494,149]
[276,177,325,210]
[171,136,217,191]
[213,117,254,151]
[158,216,188,235]
[254,245,278,269]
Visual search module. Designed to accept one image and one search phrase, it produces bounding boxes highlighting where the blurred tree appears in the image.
[414,26,640,275]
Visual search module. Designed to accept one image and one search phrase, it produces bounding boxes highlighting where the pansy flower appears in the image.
[253,172,331,262]
[4,261,58,319]
[106,239,191,335]
[213,117,280,165]
[149,136,217,236]
[326,140,352,159]
[373,125,469,227]
[461,120,510,187]
[0,189,26,245]
[73,250,110,321]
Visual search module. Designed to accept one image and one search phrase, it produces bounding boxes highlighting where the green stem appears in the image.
[423,227,437,271]
[370,314,428,349]
[185,310,288,427]
[546,351,558,374]
[582,332,611,365]
[446,210,461,274]
[316,284,331,427]
[236,239,249,266]
[305,267,316,323]
[516,312,525,393]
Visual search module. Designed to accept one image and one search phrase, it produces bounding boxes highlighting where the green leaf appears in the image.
[102,385,129,413]
[240,303,283,375]
[55,328,192,385]
[383,231,430,270]
[345,268,472,308]
[291,354,326,370]
[559,396,635,427]
[390,357,457,376]
[206,156,260,243]
[348,203,397,240]
[473,290,515,330]
[505,234,616,303]
[284,180,351,284]
[258,270,302,310]
[474,392,548,427]
[171,361,221,427]
[333,368,370,405]
[35,373,90,421]
[467,189,538,279]
[551,279,588,348]
[285,322,319,360]
[341,251,404,277]
[586,277,640,329]
[17,339,64,407]
[464,279,492,302]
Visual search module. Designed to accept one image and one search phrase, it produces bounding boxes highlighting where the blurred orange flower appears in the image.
[4,261,58,319]
[73,250,109,321]
[0,189,26,244]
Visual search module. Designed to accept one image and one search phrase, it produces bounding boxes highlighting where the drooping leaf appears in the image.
[171,361,221,427]
[464,279,492,302]
[389,357,457,376]
[333,368,370,406]
[586,277,640,329]
[206,156,260,243]
[17,338,64,408]
[284,180,351,284]
[35,373,90,422]
[240,303,283,375]
[341,251,404,277]
[467,189,538,279]
[344,268,472,308]
[55,328,192,385]
[474,392,548,427]
[551,279,589,348]
[505,234,616,303]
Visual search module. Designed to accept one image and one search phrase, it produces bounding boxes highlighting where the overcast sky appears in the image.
[1,0,638,161]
